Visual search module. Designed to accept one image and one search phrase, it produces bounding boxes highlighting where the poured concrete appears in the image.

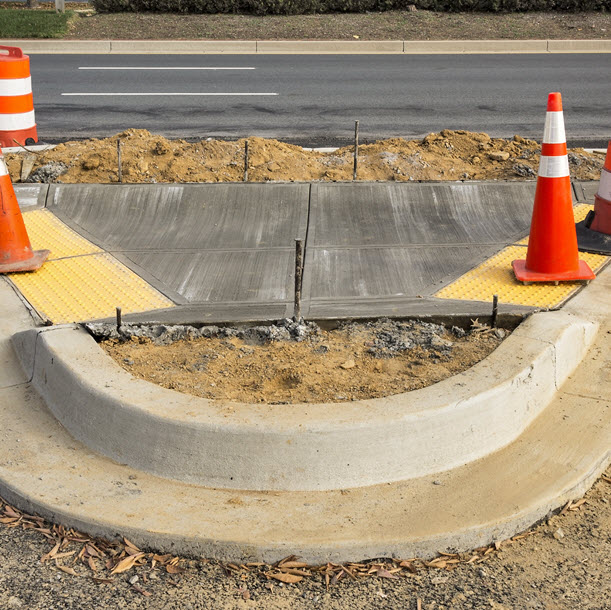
[41,182,544,322]
[13,309,597,492]
[0,266,609,562]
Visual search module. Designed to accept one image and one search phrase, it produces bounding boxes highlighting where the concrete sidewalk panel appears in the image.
[48,183,309,251]
[1,40,113,54]
[14,185,49,211]
[304,244,501,300]
[256,41,404,54]
[548,39,611,53]
[403,40,548,54]
[124,249,296,303]
[110,40,257,54]
[308,183,535,247]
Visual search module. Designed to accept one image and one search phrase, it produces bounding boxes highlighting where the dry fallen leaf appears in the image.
[57,564,78,576]
[111,552,144,574]
[166,564,185,574]
[269,572,303,584]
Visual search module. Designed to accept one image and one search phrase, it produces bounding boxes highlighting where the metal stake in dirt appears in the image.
[353,120,359,181]
[243,140,249,182]
[117,139,122,183]
[294,239,304,320]
[116,306,122,332]
[491,294,499,328]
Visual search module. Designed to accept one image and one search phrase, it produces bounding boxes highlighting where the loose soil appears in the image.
[1,468,609,609]
[5,129,605,184]
[99,319,506,404]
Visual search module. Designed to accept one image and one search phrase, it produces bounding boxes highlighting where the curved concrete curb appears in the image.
[12,311,598,491]
[0,265,609,563]
[2,39,610,55]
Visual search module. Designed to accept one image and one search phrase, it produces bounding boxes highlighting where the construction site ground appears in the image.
[1,130,609,609]
[1,466,610,609]
[4,129,605,185]
[100,318,507,404]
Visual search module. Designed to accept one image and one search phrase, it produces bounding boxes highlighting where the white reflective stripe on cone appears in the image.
[0,77,33,97]
[0,159,8,177]
[543,110,566,144]
[538,155,570,178]
[598,168,611,201]
[0,110,36,131]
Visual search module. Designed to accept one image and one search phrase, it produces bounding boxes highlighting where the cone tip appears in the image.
[547,92,563,112]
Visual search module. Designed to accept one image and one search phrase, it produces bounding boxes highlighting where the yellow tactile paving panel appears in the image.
[435,245,608,308]
[10,211,175,324]
[22,209,102,259]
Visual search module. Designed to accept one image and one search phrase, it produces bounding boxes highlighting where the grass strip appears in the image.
[0,9,74,39]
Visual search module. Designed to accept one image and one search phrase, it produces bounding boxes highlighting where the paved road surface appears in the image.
[30,53,610,145]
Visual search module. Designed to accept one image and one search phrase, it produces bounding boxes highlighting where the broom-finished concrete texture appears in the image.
[12,310,597,492]
[0,264,609,562]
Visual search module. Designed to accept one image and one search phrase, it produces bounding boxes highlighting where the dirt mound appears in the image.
[5,129,604,184]
[98,318,507,405]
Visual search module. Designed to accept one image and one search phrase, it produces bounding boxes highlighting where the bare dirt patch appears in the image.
[5,129,605,184]
[97,318,507,404]
[61,9,611,42]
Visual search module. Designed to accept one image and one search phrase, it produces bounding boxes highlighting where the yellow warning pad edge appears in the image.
[11,211,175,324]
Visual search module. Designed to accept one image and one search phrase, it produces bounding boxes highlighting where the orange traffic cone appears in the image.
[0,46,38,148]
[512,92,595,284]
[0,148,49,273]
[575,141,611,255]
[589,141,611,235]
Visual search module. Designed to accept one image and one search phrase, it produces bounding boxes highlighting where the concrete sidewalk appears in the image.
[2,39,611,55]
[10,181,609,326]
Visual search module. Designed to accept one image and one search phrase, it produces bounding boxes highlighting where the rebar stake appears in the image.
[116,306,122,332]
[243,140,249,182]
[117,139,122,183]
[353,120,359,181]
[294,239,304,320]
[491,294,499,328]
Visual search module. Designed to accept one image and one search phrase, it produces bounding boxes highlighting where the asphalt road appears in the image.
[29,53,611,146]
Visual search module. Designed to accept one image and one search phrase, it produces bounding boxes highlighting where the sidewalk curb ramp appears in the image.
[0,264,609,562]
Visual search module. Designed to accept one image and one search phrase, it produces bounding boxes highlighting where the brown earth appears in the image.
[2,5,611,41]
[101,319,506,404]
[5,129,605,184]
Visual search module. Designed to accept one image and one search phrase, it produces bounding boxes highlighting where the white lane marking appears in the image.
[78,67,256,70]
[61,92,278,96]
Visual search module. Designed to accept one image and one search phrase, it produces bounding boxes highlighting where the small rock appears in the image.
[7,597,24,609]
[489,151,510,161]
[129,575,139,585]
[340,359,356,370]
[553,527,565,540]
[493,329,506,339]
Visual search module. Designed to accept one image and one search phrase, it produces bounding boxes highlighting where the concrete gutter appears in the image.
[1,39,610,54]
[12,310,598,492]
